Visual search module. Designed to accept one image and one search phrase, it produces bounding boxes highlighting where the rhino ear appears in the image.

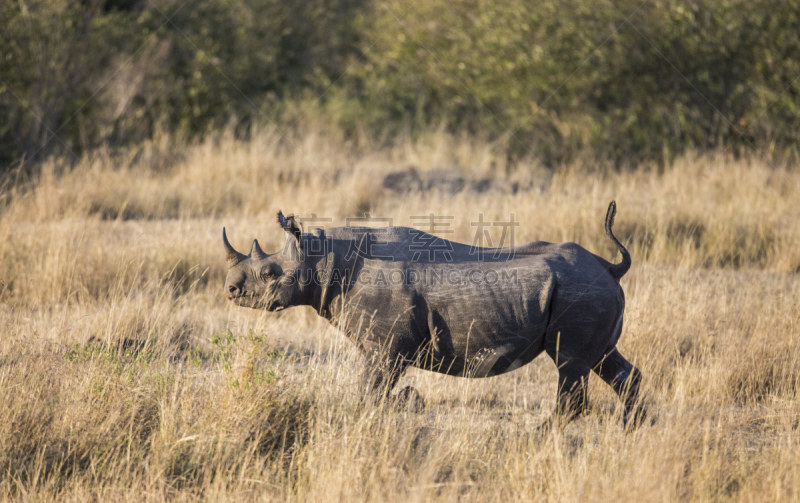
[277,211,303,243]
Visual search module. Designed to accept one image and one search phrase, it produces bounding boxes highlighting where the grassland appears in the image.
[1,128,799,501]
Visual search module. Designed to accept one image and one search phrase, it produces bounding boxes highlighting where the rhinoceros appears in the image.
[223,201,643,427]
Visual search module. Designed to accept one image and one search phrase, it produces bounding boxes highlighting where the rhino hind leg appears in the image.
[593,348,645,428]
[537,359,592,432]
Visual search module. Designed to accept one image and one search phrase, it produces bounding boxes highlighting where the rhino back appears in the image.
[323,225,562,263]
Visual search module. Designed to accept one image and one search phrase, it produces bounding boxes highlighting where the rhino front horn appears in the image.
[223,228,247,268]
[250,239,267,260]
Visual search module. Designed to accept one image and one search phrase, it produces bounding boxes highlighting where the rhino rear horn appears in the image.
[222,228,247,268]
[250,239,267,260]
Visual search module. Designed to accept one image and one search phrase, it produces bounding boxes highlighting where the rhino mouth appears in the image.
[231,283,282,310]
[230,292,255,305]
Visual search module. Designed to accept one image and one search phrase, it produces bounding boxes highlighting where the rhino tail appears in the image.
[604,200,631,280]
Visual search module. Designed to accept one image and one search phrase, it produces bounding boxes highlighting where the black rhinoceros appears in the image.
[223,201,643,427]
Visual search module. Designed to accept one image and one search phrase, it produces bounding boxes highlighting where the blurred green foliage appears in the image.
[1,0,799,170]
[359,0,800,166]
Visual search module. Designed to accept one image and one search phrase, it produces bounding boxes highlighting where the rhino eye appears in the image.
[260,264,278,280]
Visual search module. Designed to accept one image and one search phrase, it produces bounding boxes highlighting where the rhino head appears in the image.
[222,212,318,310]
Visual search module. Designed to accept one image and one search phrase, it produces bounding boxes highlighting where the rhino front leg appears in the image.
[362,355,407,397]
[361,353,426,412]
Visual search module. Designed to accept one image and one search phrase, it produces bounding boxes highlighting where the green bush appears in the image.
[355,0,800,166]
[1,0,799,171]
[0,0,364,169]
[0,0,136,167]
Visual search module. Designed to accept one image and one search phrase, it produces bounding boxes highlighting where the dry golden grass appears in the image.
[1,128,800,501]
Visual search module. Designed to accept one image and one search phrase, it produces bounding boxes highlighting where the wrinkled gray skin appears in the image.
[223,202,644,427]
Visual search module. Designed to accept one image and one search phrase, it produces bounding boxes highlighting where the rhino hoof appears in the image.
[534,418,553,437]
[394,386,426,413]
[623,405,649,432]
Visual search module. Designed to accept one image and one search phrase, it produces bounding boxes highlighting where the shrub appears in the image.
[2,0,799,171]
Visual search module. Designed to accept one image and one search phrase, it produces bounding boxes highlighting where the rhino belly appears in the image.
[416,266,553,377]
[420,301,549,377]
